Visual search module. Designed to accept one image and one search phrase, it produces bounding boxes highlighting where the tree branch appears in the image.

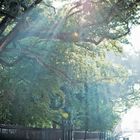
[0,0,42,52]
[0,56,23,67]
[0,10,16,19]
[42,1,56,14]
[83,37,105,45]
[23,49,72,83]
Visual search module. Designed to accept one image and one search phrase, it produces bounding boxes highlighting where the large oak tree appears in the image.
[0,0,140,130]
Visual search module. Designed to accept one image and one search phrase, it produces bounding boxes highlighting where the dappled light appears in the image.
[0,0,140,140]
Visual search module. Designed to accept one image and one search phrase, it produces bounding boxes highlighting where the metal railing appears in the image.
[0,124,117,140]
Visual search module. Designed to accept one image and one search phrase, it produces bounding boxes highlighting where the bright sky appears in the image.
[120,107,140,140]
[124,25,140,54]
[52,0,75,9]
[121,107,140,131]
[120,25,140,139]
[52,1,66,8]
[130,26,140,52]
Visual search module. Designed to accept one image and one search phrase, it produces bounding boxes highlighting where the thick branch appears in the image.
[0,0,42,52]
[84,37,105,45]
[0,22,21,52]
[42,1,56,14]
[0,16,12,35]
[0,10,16,19]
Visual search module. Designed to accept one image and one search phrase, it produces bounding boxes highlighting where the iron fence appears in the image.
[0,124,117,140]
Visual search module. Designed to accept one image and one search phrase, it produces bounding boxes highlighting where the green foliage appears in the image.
[0,0,140,131]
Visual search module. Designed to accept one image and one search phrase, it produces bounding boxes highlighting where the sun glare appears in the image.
[124,25,140,54]
[130,26,140,52]
[121,107,140,131]
[120,107,140,140]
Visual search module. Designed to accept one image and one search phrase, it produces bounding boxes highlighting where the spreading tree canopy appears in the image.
[0,0,140,130]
